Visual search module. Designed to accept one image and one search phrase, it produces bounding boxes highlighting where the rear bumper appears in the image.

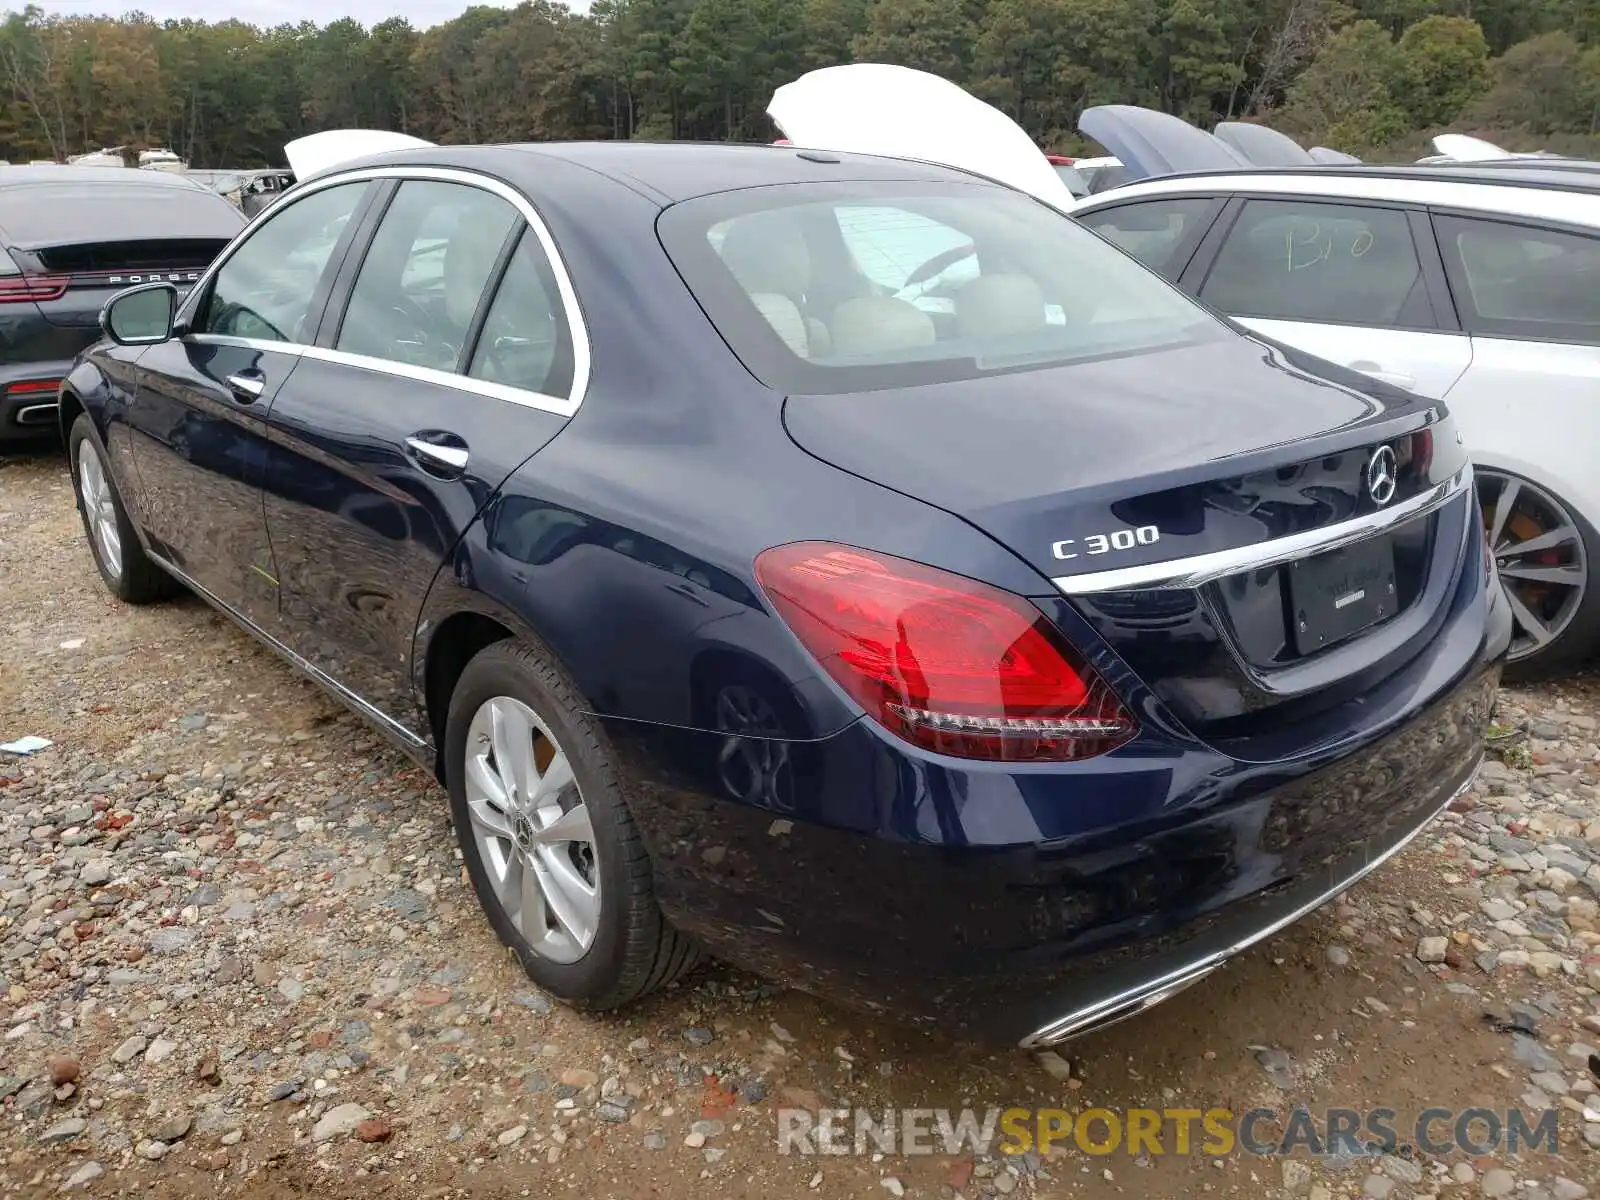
[0,365,69,443]
[603,567,1509,1044]
[1018,754,1479,1046]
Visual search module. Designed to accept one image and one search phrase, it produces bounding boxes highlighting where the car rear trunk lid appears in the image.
[7,237,230,328]
[782,335,1475,753]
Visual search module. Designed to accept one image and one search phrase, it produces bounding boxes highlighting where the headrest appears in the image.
[720,213,812,297]
[829,296,936,358]
[955,273,1047,341]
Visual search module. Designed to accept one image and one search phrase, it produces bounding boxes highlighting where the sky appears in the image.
[27,0,589,29]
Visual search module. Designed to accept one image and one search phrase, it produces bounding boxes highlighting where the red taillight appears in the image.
[754,542,1137,762]
[6,378,61,395]
[0,275,69,303]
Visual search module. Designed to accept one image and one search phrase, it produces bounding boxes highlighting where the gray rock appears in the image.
[1381,1156,1423,1184]
[683,1027,714,1046]
[381,889,430,922]
[138,1139,168,1161]
[312,1102,372,1142]
[1482,1169,1517,1198]
[643,1130,668,1150]
[1416,936,1449,963]
[1552,1180,1588,1200]
[39,1118,87,1144]
[149,927,195,954]
[80,861,111,886]
[152,1113,192,1142]
[1362,1174,1394,1200]
[61,1162,103,1190]
[112,1034,148,1063]
[598,1100,632,1123]
[1512,1034,1560,1072]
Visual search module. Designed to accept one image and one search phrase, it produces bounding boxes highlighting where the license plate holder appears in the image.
[1288,536,1397,655]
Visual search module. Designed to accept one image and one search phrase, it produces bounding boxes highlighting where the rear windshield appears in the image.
[657,180,1225,394]
[0,183,244,250]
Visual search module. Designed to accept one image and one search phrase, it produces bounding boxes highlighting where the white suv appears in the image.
[1072,161,1600,680]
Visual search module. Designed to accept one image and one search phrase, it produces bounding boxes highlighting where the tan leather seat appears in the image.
[718,214,830,356]
[829,296,935,358]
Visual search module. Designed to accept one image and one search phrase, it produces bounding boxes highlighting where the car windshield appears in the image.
[658,180,1225,395]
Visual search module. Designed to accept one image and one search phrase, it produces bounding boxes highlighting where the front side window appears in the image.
[1077,197,1216,278]
[1199,199,1429,327]
[1435,215,1600,345]
[198,181,370,343]
[336,180,519,373]
[658,181,1226,395]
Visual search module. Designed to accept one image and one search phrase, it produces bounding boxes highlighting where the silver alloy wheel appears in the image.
[1478,469,1589,661]
[463,696,599,964]
[78,443,123,580]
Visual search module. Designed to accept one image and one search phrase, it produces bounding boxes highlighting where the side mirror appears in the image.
[101,282,178,346]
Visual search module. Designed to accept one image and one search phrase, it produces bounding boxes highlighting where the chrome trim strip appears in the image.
[1019,755,1480,1048]
[15,402,60,424]
[146,551,429,754]
[1052,464,1473,595]
[174,164,590,419]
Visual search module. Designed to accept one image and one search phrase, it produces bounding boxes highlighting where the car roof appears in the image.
[0,165,206,191]
[1071,163,1600,229]
[0,171,245,248]
[321,140,1008,205]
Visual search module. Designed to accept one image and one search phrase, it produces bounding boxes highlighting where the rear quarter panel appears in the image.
[1444,337,1600,528]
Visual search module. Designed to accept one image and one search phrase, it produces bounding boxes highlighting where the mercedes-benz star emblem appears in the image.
[1365,445,1398,507]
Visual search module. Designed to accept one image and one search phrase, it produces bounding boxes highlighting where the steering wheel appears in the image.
[384,295,453,367]
[903,242,978,290]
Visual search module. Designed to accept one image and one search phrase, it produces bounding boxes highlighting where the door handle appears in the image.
[225,372,265,402]
[405,434,469,473]
[1347,362,1416,391]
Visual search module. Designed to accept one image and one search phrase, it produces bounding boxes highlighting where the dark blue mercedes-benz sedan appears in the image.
[60,138,1511,1047]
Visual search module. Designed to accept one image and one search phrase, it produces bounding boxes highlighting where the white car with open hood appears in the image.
[770,67,1600,679]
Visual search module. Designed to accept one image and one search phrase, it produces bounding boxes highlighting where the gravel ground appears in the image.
[4,446,1600,1200]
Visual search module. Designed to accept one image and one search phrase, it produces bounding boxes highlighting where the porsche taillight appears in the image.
[0,275,69,304]
[754,542,1136,762]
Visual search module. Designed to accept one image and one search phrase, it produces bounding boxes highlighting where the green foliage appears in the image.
[0,0,1593,167]
[1467,31,1600,136]
[1393,15,1491,128]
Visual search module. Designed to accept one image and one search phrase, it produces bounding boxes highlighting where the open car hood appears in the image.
[1428,133,1510,162]
[767,64,1077,212]
[284,129,436,182]
[1212,121,1315,167]
[1309,146,1362,164]
[1077,105,1250,183]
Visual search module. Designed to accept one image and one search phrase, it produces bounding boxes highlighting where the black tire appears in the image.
[444,638,701,1008]
[67,414,178,605]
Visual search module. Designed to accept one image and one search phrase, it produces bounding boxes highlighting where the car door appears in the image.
[124,178,377,620]
[260,172,583,736]
[1427,211,1600,654]
[1181,195,1472,400]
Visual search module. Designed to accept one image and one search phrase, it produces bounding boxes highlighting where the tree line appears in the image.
[1,0,1597,169]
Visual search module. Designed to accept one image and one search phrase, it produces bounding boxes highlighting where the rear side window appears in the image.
[657,181,1225,395]
[466,230,575,398]
[336,180,520,373]
[1077,198,1216,278]
[1199,199,1430,327]
[1435,215,1600,346]
[198,181,369,344]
